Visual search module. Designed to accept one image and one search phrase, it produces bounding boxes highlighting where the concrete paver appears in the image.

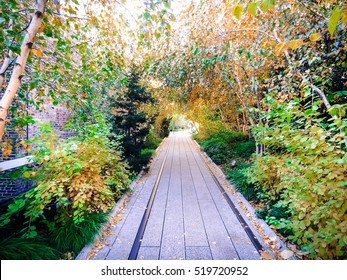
[87,131,260,260]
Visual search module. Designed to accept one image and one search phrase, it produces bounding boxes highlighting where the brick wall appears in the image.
[28,103,75,140]
[0,176,31,199]
[0,103,74,199]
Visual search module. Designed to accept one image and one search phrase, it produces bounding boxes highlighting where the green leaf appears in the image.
[163,1,170,9]
[248,2,259,16]
[261,0,275,12]
[144,11,151,20]
[2,218,10,225]
[328,106,339,116]
[30,80,37,90]
[335,91,347,97]
[328,6,341,36]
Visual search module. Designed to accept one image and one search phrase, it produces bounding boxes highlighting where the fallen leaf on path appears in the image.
[280,250,294,259]
[260,250,274,260]
[113,215,122,223]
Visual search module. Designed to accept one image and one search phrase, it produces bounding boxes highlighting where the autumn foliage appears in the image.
[0,0,346,259]
[146,0,346,259]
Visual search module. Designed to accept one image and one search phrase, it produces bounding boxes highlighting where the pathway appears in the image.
[78,131,261,260]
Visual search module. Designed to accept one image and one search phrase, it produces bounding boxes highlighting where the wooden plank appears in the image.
[0,156,33,171]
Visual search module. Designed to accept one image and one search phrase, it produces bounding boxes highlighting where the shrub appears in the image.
[247,110,347,259]
[159,117,171,138]
[140,149,155,165]
[201,138,228,164]
[50,212,109,255]
[145,129,162,150]
[1,135,130,228]
[256,202,292,236]
[226,165,258,201]
[232,141,255,158]
[0,235,60,260]
[210,130,249,145]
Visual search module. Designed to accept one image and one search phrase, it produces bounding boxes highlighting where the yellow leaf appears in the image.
[38,23,45,33]
[274,42,288,56]
[248,2,259,17]
[31,48,43,57]
[233,4,244,20]
[341,7,347,24]
[260,250,274,260]
[309,33,321,42]
[288,39,303,50]
[328,6,341,36]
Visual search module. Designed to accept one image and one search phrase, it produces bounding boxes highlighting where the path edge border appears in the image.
[192,138,296,260]
[75,137,168,260]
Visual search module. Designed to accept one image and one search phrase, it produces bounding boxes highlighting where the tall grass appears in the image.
[50,212,109,255]
[0,235,60,260]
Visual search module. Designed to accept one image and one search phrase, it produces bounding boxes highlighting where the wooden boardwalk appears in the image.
[80,131,261,260]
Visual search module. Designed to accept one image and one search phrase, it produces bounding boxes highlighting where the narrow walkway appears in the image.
[82,131,260,260]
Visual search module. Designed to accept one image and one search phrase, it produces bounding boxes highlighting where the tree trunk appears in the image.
[0,0,47,141]
[0,51,13,89]
[234,69,255,127]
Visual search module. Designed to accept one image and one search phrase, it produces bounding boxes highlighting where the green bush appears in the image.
[145,129,162,149]
[232,141,255,158]
[159,117,171,138]
[0,122,131,259]
[0,235,60,260]
[256,202,292,236]
[210,153,227,165]
[127,148,155,173]
[210,130,249,145]
[247,103,347,259]
[200,130,253,164]
[50,212,109,255]
[226,165,258,201]
[201,138,228,164]
[139,149,154,165]
[1,134,130,231]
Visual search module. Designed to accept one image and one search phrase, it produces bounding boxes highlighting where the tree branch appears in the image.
[298,1,327,21]
[53,12,89,20]
[0,51,15,88]
[310,84,331,109]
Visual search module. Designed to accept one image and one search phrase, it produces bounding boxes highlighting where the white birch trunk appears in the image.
[0,51,13,89]
[0,0,47,141]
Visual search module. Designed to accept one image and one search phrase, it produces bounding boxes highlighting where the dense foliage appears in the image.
[107,69,160,172]
[0,121,130,258]
[0,0,346,260]
[151,0,346,259]
[246,99,346,259]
